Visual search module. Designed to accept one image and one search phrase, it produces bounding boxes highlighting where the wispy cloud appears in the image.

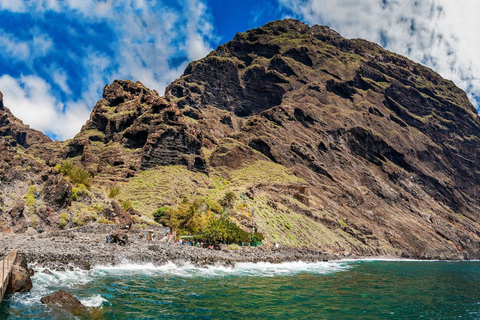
[0,0,216,139]
[0,31,31,61]
[279,0,480,110]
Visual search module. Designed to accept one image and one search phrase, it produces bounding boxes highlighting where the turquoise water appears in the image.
[1,260,480,319]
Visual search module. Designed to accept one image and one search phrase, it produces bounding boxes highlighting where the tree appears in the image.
[203,217,251,244]
[152,206,169,223]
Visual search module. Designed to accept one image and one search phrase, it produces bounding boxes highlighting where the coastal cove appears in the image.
[0,13,479,320]
[2,259,480,319]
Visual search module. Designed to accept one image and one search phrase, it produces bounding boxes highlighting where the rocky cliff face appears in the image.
[0,140,73,233]
[161,20,480,258]
[2,19,480,259]
[62,80,206,184]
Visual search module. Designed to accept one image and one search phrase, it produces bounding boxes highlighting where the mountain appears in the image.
[1,19,480,259]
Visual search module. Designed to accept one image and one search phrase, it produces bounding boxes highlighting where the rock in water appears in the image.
[6,255,33,294]
[40,290,83,308]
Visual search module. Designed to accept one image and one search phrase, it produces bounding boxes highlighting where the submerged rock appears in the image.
[41,290,83,308]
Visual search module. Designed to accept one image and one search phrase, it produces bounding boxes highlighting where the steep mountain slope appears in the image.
[2,19,480,259]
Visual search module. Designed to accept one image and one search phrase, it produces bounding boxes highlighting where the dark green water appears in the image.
[1,260,480,319]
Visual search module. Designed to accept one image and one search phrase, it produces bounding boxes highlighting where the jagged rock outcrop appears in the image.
[62,80,207,184]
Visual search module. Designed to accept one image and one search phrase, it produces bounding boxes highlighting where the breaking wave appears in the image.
[93,260,351,278]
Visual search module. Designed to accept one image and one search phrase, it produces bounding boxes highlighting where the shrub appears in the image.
[59,212,68,229]
[92,203,105,214]
[203,217,251,244]
[98,216,114,224]
[72,187,79,201]
[59,219,67,229]
[227,243,241,250]
[72,211,83,226]
[70,167,93,187]
[31,214,39,228]
[72,207,97,226]
[120,199,133,211]
[221,191,236,208]
[59,160,93,187]
[26,193,35,207]
[207,200,222,214]
[254,232,264,242]
[108,186,121,199]
[25,186,37,207]
[60,160,74,176]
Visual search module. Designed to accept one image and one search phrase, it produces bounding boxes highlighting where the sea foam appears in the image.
[92,260,352,278]
[79,294,108,307]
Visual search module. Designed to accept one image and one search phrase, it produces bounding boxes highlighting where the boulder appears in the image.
[42,175,72,210]
[9,203,27,233]
[6,264,32,294]
[109,229,129,246]
[25,227,37,235]
[15,253,28,270]
[40,290,83,308]
[104,201,133,229]
[127,207,141,216]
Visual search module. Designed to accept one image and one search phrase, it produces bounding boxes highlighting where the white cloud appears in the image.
[183,0,215,61]
[0,75,91,140]
[0,75,59,132]
[279,0,480,110]
[0,31,30,61]
[0,0,26,12]
[32,33,53,56]
[52,70,72,95]
[0,28,53,64]
[59,101,92,139]
[0,0,216,139]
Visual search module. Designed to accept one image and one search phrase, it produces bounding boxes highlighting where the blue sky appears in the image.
[0,0,478,140]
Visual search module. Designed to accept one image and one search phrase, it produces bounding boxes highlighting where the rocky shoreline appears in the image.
[0,230,353,272]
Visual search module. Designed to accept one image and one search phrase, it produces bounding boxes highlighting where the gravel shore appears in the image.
[0,231,341,271]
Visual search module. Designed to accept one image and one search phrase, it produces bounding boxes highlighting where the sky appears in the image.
[0,0,478,140]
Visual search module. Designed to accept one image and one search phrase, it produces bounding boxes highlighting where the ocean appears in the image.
[1,260,480,319]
